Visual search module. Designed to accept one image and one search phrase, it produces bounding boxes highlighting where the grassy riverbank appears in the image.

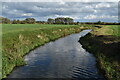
[79,25,120,80]
[2,24,92,78]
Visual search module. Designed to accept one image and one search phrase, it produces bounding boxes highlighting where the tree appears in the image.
[2,17,11,24]
[55,18,63,24]
[25,18,36,24]
[54,17,73,24]
[36,21,47,24]
[65,18,73,24]
[97,20,102,24]
[47,18,54,24]
[20,20,26,24]
[77,21,80,25]
[17,20,20,24]
[12,19,17,24]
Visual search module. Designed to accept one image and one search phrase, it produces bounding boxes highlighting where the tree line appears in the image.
[0,17,119,25]
[0,17,74,24]
[0,17,36,24]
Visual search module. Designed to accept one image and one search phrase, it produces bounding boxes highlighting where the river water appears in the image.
[8,30,104,79]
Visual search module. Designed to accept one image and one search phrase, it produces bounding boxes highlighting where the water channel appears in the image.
[8,30,104,79]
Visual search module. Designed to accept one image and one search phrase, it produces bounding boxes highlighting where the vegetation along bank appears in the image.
[79,25,120,80]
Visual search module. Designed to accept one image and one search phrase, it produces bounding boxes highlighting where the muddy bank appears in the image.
[79,33,120,80]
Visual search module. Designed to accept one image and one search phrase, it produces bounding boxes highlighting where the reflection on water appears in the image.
[8,30,104,79]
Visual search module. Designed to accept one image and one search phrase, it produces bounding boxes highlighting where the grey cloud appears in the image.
[1,2,118,22]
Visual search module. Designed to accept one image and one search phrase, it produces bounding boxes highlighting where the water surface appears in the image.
[8,30,104,79]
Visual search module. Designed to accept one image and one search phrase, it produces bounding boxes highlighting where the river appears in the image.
[8,30,104,79]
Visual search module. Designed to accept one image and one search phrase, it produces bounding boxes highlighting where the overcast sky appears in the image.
[1,2,118,22]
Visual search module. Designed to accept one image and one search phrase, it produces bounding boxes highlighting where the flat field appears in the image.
[2,24,80,34]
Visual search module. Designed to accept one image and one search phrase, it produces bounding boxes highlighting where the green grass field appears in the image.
[2,24,78,34]
[108,25,120,36]
[2,24,92,78]
[92,25,120,36]
[2,24,93,34]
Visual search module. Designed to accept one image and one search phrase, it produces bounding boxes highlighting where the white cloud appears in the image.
[2,5,8,9]
[21,13,32,16]
[54,15,71,18]
[84,14,118,20]
[100,15,118,20]
[95,3,111,8]
[94,10,97,13]
[59,0,66,5]
[84,14,97,19]
[55,8,65,11]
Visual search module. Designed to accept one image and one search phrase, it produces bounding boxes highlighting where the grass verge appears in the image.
[79,25,120,80]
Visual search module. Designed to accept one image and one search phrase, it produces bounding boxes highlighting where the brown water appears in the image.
[8,30,105,79]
